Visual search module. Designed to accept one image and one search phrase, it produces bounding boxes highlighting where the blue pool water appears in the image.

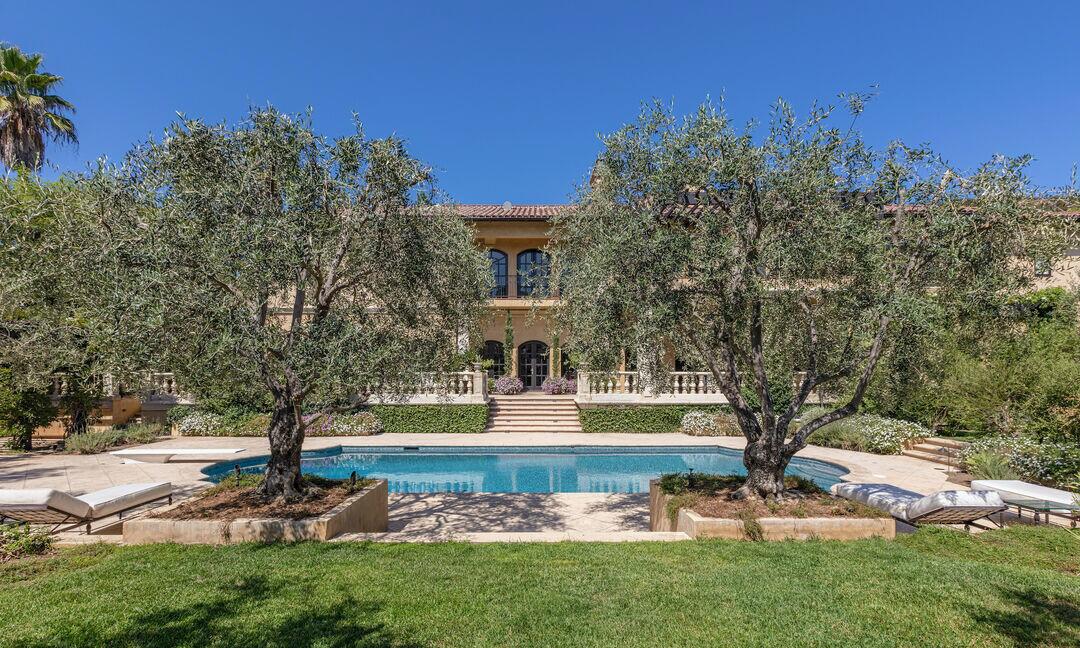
[203,446,848,494]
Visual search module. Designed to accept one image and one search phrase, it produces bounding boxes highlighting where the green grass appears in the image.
[0,527,1077,647]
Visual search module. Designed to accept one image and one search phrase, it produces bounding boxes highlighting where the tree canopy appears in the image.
[551,96,1063,497]
[67,107,490,496]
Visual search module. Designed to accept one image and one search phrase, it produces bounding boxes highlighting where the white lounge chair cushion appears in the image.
[76,482,172,518]
[0,488,91,518]
[831,483,915,519]
[831,483,1004,523]
[970,480,1077,506]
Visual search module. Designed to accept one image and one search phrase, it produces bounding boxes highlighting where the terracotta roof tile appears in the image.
[456,204,569,220]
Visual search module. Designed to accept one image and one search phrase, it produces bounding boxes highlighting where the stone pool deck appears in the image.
[1,433,959,542]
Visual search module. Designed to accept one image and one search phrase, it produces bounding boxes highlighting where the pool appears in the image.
[203,446,849,494]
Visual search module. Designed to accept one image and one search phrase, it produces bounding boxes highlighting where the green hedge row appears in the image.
[368,405,489,434]
[579,405,729,433]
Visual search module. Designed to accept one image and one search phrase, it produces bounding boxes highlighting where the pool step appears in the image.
[487,395,582,433]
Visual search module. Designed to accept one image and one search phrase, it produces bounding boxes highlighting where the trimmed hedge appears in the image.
[579,405,729,433]
[369,405,489,434]
[173,405,487,436]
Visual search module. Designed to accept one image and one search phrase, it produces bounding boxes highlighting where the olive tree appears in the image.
[0,175,114,441]
[552,97,1061,499]
[81,108,489,498]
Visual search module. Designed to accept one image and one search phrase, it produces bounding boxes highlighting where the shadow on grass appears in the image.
[969,587,1080,648]
[13,574,426,648]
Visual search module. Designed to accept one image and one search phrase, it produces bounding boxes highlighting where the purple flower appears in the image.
[494,376,525,395]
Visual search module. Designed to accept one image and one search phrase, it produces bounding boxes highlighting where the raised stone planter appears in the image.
[649,479,894,540]
[124,479,388,545]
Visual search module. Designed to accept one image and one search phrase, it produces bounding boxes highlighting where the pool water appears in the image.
[204,446,849,494]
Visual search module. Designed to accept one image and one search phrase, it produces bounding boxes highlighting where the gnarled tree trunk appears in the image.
[735,439,792,500]
[260,396,305,500]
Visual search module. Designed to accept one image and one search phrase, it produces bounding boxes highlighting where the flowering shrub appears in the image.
[494,376,524,395]
[681,411,718,436]
[801,409,928,454]
[541,377,577,395]
[859,415,929,454]
[680,410,741,436]
[305,412,383,436]
[961,435,1080,486]
[175,411,224,436]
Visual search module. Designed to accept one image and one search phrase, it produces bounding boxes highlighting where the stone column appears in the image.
[637,344,658,399]
[472,362,488,401]
[576,363,590,401]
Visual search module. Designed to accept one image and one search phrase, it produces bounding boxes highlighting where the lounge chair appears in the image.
[831,483,1005,528]
[0,482,172,534]
[971,480,1079,527]
[110,448,245,463]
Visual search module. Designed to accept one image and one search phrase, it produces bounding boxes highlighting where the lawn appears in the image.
[0,527,1077,647]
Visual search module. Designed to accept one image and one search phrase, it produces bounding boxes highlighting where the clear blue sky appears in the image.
[7,1,1079,203]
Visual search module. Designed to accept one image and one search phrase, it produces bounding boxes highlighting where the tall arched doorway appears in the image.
[517,340,549,389]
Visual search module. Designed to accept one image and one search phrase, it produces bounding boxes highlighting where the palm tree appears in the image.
[0,44,76,171]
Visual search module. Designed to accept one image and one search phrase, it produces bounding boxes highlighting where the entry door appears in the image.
[518,341,549,389]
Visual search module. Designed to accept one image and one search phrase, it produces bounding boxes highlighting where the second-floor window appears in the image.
[489,249,508,297]
[517,249,550,297]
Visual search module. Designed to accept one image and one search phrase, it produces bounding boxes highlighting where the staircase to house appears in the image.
[901,437,969,467]
[486,394,582,433]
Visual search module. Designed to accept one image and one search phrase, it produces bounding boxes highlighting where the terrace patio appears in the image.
[1,433,959,542]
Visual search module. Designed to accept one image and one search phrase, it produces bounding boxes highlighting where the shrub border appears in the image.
[579,405,730,434]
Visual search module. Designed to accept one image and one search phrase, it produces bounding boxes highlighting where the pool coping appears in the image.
[199,444,851,493]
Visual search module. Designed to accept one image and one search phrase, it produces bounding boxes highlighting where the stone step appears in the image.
[487,423,583,430]
[901,448,958,466]
[911,442,960,456]
[924,437,970,450]
[488,410,581,417]
[490,395,577,402]
[489,409,579,416]
[490,406,579,412]
[494,423,587,427]
[490,415,581,422]
[492,421,583,429]
[489,401,578,407]
[333,531,692,543]
[487,428,583,434]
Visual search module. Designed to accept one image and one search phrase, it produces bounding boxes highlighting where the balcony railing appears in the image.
[490,272,557,299]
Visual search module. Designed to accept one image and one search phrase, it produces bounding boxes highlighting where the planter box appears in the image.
[124,479,388,545]
[649,479,894,541]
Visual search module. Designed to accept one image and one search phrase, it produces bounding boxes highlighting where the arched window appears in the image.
[516,249,550,297]
[482,340,505,377]
[488,249,508,297]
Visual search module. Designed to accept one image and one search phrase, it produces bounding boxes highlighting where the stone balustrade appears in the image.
[380,366,488,404]
[48,373,117,400]
[576,370,728,404]
[145,372,186,402]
